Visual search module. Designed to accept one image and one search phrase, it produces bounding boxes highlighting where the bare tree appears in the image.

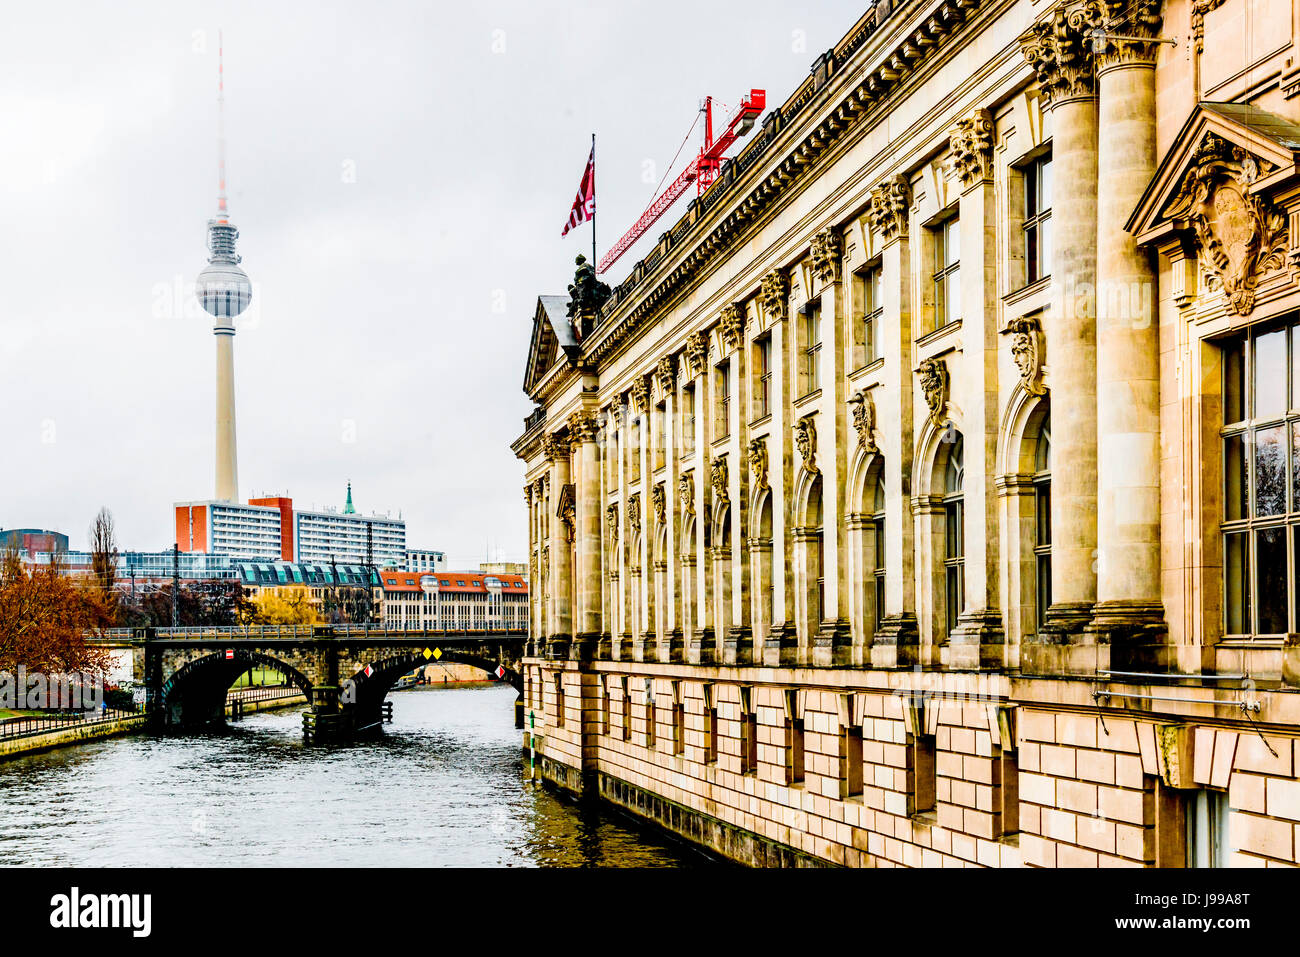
[89,507,118,596]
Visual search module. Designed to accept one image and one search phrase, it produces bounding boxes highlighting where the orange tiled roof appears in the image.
[380,571,528,594]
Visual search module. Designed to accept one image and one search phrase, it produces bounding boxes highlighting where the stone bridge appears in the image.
[115,625,526,741]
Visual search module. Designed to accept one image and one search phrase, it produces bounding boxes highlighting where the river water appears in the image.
[0,683,708,867]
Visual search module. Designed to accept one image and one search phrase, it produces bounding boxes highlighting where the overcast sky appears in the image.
[1,0,862,566]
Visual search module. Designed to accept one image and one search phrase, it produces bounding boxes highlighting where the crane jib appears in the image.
[597,89,766,276]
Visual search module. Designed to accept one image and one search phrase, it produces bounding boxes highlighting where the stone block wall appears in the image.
[526,661,1300,868]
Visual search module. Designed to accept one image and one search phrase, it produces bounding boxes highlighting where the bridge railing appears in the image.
[226,684,303,705]
[0,708,140,742]
[95,624,529,641]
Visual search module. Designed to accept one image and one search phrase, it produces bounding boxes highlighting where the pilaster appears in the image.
[947,107,1007,670]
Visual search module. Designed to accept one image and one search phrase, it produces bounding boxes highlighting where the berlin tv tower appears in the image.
[195,31,251,503]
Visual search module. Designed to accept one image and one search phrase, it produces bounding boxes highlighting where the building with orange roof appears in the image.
[378,569,528,632]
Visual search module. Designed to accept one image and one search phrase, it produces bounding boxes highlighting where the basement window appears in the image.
[784,689,805,787]
[645,678,656,750]
[553,673,565,729]
[909,727,936,819]
[841,720,864,801]
[740,686,758,775]
[703,683,718,764]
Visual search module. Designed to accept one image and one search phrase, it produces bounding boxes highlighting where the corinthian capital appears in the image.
[567,410,599,444]
[541,432,569,461]
[810,228,844,283]
[1092,0,1164,68]
[1018,1,1099,107]
[868,174,911,241]
[949,109,995,189]
[758,270,790,322]
[719,302,746,352]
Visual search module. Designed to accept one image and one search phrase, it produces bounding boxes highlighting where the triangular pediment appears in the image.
[522,294,579,396]
[1128,102,1300,243]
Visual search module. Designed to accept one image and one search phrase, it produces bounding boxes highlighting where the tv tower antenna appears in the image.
[217,29,228,223]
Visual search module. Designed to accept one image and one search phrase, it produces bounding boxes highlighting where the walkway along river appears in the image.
[0,683,709,867]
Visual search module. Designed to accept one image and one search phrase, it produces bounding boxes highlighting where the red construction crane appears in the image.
[597,89,766,275]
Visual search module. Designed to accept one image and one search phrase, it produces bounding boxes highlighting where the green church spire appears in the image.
[344,481,355,514]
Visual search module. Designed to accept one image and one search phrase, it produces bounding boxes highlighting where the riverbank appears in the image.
[0,713,147,762]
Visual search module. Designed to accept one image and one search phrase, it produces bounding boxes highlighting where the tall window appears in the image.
[1187,789,1230,867]
[1221,322,1300,637]
[645,678,656,749]
[1024,155,1052,284]
[872,472,886,631]
[740,686,757,775]
[1034,420,1052,629]
[933,216,961,330]
[682,385,696,455]
[554,673,565,728]
[716,362,731,439]
[857,264,882,367]
[601,676,611,735]
[621,676,631,741]
[703,684,718,764]
[784,691,805,786]
[629,415,642,484]
[801,302,822,395]
[754,336,772,420]
[910,725,937,817]
[841,716,864,800]
[994,737,1019,841]
[809,477,824,631]
[654,402,666,471]
[671,681,684,755]
[943,435,965,640]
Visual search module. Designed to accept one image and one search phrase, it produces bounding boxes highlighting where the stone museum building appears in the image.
[513,0,1300,866]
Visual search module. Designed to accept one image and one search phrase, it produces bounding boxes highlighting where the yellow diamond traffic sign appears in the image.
[432,647,443,660]
[422,647,433,660]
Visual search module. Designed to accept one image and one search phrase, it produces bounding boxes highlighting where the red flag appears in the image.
[561,145,595,237]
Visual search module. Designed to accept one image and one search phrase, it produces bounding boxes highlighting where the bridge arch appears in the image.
[160,648,313,730]
[342,651,522,731]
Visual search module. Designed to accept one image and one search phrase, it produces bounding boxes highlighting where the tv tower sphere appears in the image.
[196,220,252,320]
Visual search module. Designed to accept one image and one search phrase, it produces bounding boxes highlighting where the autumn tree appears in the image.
[253,586,319,625]
[0,545,111,674]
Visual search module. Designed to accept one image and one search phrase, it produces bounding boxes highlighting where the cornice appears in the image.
[579,0,993,368]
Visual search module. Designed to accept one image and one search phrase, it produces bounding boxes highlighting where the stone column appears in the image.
[1089,0,1167,667]
[723,309,750,664]
[569,411,601,660]
[546,432,573,659]
[757,269,798,666]
[525,483,538,656]
[867,175,919,667]
[619,399,635,660]
[947,108,1006,669]
[658,355,683,662]
[811,228,853,666]
[1019,3,1099,672]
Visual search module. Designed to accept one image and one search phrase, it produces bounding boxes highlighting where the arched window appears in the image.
[1033,421,1051,629]
[943,435,965,641]
[809,476,824,630]
[872,472,886,630]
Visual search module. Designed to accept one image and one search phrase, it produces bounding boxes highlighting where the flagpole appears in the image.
[591,132,597,272]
